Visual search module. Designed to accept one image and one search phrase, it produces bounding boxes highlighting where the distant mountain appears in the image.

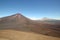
[35,17,60,25]
[0,13,60,38]
[41,17,53,21]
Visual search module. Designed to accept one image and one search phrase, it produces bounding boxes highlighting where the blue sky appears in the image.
[0,0,60,20]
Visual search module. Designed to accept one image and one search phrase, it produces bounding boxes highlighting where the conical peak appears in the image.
[12,13,24,17]
[14,13,22,16]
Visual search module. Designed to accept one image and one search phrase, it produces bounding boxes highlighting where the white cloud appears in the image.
[29,17,40,20]
[29,17,60,20]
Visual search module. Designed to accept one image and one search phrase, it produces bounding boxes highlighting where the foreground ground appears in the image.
[0,30,60,40]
